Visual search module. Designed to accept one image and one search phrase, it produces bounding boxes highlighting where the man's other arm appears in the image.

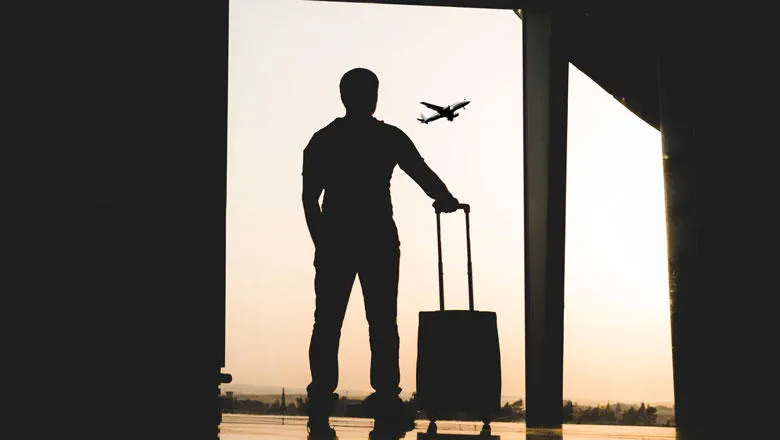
[396,129,458,207]
[302,137,325,247]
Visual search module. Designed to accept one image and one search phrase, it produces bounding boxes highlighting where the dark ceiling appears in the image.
[568,9,660,130]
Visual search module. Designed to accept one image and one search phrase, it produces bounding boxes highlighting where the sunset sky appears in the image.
[224,0,673,405]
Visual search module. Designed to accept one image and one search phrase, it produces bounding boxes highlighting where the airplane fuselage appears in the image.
[418,99,470,123]
[442,100,469,118]
[449,100,469,113]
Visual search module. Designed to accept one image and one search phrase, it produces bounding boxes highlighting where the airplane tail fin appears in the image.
[417,112,426,123]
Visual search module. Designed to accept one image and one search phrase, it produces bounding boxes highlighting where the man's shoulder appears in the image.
[374,119,412,143]
[375,119,403,133]
[313,118,343,137]
[305,119,342,151]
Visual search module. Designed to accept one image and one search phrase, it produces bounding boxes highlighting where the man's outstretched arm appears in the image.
[397,131,459,211]
[302,144,325,247]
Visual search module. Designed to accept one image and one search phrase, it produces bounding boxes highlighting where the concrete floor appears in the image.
[220,414,678,440]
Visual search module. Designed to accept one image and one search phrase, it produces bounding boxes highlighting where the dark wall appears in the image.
[53,3,231,439]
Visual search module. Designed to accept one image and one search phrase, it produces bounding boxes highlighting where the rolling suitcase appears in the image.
[416,203,501,435]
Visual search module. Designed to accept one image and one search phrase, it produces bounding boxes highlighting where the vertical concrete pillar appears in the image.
[658,9,779,437]
[656,13,742,440]
[522,7,570,429]
[657,16,697,436]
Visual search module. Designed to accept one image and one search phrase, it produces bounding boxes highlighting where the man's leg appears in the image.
[358,245,413,432]
[307,252,357,431]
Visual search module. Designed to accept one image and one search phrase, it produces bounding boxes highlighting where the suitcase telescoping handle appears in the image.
[435,203,473,311]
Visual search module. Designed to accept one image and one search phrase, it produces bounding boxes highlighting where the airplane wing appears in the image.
[420,102,446,113]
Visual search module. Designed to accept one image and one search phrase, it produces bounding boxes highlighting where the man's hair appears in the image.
[340,68,379,114]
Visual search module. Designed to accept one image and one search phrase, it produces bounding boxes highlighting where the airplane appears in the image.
[417,99,470,124]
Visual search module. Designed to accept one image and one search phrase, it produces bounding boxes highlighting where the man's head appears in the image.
[340,68,378,116]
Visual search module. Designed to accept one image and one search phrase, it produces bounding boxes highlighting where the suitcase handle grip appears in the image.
[435,204,474,311]
[434,203,470,214]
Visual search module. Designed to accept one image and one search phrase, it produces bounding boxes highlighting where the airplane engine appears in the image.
[448,113,459,121]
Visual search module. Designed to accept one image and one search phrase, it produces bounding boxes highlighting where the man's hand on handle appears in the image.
[433,196,461,213]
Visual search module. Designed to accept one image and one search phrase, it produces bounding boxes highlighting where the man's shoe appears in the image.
[307,420,337,440]
[364,393,416,436]
[368,428,404,439]
[373,414,416,435]
[373,406,416,436]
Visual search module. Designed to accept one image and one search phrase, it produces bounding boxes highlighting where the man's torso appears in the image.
[304,117,406,247]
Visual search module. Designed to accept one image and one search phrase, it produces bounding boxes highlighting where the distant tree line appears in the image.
[221,392,673,427]
[220,392,377,418]
[563,401,674,427]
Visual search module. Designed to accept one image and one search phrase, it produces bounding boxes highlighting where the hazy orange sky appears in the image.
[225,0,673,405]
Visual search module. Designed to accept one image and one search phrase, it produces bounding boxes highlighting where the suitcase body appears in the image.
[417,310,501,420]
[415,204,502,427]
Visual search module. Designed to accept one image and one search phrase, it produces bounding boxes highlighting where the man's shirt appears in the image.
[302,116,452,247]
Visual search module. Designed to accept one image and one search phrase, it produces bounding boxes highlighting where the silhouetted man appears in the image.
[302,67,460,439]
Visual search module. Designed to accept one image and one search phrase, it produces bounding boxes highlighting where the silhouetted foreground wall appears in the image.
[57,3,767,440]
